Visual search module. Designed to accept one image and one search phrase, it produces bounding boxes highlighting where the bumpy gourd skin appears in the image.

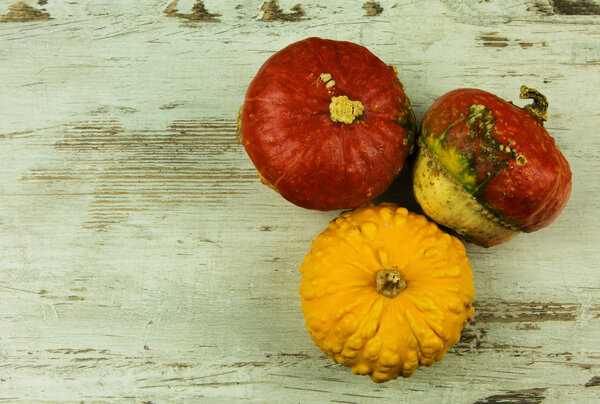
[299,204,475,383]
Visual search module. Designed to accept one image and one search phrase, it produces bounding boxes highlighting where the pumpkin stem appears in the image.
[375,269,406,298]
[519,85,548,124]
[329,95,364,124]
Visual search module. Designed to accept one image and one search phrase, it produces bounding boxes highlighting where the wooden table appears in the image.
[1,1,599,402]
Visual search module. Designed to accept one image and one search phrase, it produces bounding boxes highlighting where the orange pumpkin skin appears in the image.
[241,37,416,210]
[299,204,474,382]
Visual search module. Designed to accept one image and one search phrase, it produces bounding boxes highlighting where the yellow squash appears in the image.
[299,204,474,382]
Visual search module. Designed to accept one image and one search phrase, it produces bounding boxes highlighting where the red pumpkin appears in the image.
[413,86,572,246]
[239,37,416,210]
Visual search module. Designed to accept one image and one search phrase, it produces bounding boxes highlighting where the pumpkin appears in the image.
[413,86,572,247]
[299,203,474,382]
[239,37,416,210]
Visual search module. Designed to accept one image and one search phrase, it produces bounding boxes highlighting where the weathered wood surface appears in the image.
[0,0,599,402]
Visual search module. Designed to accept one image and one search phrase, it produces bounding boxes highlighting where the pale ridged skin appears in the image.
[413,144,520,247]
[299,204,475,383]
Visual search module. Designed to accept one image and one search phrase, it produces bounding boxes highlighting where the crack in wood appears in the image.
[342,392,384,399]
[0,284,44,295]
[46,348,100,354]
[454,325,547,356]
[72,357,110,362]
[474,301,579,323]
[473,388,546,404]
[166,362,193,368]
[226,361,269,368]
[160,101,185,110]
[513,323,540,330]
[479,33,509,48]
[546,351,574,361]
[533,360,595,369]
[40,293,85,301]
[284,386,329,393]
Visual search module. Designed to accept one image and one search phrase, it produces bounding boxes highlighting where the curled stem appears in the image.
[519,85,548,124]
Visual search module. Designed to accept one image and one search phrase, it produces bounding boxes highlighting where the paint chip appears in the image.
[585,376,600,387]
[474,388,546,404]
[0,2,51,22]
[551,0,600,15]
[259,1,305,22]
[164,0,221,22]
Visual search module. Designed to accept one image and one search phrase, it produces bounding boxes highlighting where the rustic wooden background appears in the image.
[1,0,599,402]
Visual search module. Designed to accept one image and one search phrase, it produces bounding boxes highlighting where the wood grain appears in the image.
[0,0,599,402]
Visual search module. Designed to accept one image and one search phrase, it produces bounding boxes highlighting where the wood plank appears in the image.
[0,0,599,401]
